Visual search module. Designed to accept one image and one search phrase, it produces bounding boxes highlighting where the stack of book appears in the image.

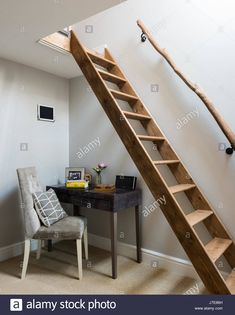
[66,180,88,189]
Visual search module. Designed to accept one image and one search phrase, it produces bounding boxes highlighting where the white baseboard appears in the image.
[0,235,197,279]
[88,233,200,280]
[0,234,227,282]
[0,240,37,262]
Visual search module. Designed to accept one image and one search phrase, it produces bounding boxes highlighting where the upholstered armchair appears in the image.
[17,167,88,280]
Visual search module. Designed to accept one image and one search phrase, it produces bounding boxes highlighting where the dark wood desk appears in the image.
[46,185,142,279]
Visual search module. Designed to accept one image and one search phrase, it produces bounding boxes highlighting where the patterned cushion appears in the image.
[33,189,67,227]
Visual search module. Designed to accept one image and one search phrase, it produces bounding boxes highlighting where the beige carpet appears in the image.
[0,241,207,294]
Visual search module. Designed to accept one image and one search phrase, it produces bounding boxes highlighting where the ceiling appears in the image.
[0,0,123,78]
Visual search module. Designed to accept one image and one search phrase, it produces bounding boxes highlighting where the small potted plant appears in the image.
[93,163,107,185]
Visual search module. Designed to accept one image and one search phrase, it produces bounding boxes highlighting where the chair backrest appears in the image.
[17,167,42,239]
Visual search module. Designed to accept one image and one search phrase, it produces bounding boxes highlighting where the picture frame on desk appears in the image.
[65,167,85,181]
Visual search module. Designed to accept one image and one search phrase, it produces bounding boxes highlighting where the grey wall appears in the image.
[69,0,235,261]
[0,58,69,248]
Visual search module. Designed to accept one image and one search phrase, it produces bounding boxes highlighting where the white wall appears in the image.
[70,0,235,261]
[0,58,69,248]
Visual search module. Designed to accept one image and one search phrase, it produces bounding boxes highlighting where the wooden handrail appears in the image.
[137,19,235,152]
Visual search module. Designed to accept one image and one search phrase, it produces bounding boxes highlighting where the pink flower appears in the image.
[98,163,107,169]
[93,163,108,175]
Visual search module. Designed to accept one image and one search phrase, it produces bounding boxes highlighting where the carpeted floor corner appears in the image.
[0,241,208,294]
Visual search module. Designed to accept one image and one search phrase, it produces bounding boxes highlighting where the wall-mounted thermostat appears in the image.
[37,104,55,122]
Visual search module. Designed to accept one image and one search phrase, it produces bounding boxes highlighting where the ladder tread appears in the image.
[123,111,151,121]
[186,210,213,226]
[98,69,126,85]
[87,51,116,69]
[153,160,180,165]
[169,184,196,194]
[138,135,165,141]
[110,89,138,103]
[205,237,233,263]
[226,269,235,294]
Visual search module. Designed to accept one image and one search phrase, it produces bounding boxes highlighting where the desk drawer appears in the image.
[80,198,96,208]
[72,197,111,211]
[56,193,71,204]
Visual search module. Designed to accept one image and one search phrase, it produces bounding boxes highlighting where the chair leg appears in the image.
[76,239,83,280]
[83,226,88,260]
[36,240,42,260]
[21,239,30,279]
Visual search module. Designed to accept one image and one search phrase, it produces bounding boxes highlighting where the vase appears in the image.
[95,173,102,185]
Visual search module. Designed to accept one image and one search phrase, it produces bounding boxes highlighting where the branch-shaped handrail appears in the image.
[137,19,235,154]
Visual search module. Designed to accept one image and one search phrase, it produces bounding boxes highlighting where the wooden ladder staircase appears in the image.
[70,31,235,294]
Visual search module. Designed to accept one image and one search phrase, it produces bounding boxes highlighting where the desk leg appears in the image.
[135,205,142,263]
[73,205,80,216]
[110,212,117,279]
[47,240,53,252]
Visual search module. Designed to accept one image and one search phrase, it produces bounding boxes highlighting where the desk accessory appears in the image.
[66,180,88,189]
[115,175,137,190]
[65,167,87,188]
[65,167,85,181]
[92,162,107,185]
[93,184,116,193]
